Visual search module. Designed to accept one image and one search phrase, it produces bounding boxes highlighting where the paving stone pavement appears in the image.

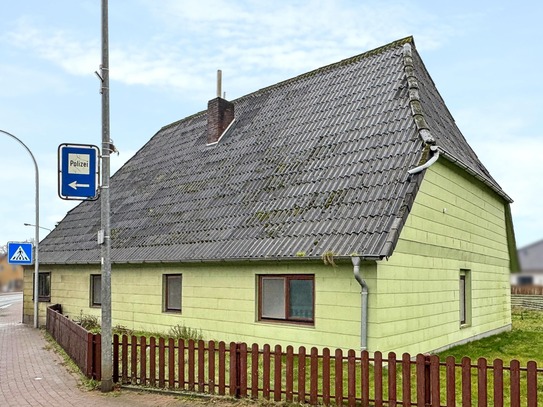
[0,293,239,407]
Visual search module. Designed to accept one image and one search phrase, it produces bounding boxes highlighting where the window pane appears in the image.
[459,275,466,324]
[92,275,101,305]
[261,278,285,319]
[39,273,50,298]
[289,279,313,319]
[166,275,181,311]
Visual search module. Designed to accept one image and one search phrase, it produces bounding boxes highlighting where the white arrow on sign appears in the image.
[69,181,90,190]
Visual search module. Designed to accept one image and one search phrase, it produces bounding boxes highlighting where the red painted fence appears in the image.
[45,305,101,379]
[112,335,541,407]
[46,306,541,406]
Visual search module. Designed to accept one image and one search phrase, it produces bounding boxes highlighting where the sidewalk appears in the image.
[0,293,225,407]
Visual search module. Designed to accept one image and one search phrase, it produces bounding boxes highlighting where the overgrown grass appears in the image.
[73,314,204,342]
[437,307,543,364]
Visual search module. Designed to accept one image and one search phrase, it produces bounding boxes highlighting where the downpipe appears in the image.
[408,145,440,175]
[352,256,368,351]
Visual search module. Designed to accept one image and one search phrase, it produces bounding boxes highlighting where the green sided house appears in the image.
[26,37,518,355]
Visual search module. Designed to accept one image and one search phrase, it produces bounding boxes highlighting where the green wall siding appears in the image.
[24,262,377,351]
[372,159,511,354]
[23,158,512,355]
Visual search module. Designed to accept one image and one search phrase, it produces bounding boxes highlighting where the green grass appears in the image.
[437,307,543,364]
[433,308,543,406]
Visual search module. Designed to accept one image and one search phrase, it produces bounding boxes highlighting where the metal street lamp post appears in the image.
[24,223,51,232]
[0,129,40,328]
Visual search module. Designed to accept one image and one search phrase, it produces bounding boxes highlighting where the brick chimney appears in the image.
[207,70,234,145]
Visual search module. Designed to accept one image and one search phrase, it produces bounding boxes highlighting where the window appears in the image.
[459,269,471,326]
[33,272,51,302]
[90,274,101,307]
[517,275,534,286]
[258,275,314,324]
[163,274,182,313]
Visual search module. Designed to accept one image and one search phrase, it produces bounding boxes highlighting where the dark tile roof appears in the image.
[39,37,510,264]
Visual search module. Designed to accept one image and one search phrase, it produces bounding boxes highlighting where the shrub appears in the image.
[168,324,203,341]
[113,324,133,337]
[74,312,100,332]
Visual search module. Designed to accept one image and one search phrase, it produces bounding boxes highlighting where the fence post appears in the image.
[86,332,94,378]
[113,334,119,383]
[229,342,242,398]
[94,333,102,381]
[235,342,242,398]
[425,354,431,406]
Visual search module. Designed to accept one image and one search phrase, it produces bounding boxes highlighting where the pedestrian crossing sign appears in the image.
[7,242,33,265]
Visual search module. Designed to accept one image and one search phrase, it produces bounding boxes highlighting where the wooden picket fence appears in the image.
[46,305,542,406]
[511,285,543,295]
[112,335,542,406]
[45,304,101,379]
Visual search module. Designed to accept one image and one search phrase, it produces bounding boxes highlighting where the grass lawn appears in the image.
[437,307,543,365]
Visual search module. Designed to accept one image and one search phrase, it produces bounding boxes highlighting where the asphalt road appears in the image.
[0,292,22,325]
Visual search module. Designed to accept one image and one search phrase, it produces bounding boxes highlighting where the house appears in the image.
[511,239,543,286]
[25,37,518,355]
[0,254,24,292]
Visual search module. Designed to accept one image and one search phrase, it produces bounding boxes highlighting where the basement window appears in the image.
[258,275,314,324]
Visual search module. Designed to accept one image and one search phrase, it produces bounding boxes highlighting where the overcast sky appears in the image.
[1,0,541,250]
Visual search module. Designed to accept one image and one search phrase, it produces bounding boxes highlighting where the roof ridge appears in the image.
[401,42,435,145]
[248,36,415,97]
[160,110,206,132]
[159,36,415,132]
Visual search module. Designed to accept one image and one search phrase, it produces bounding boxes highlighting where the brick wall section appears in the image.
[207,97,234,144]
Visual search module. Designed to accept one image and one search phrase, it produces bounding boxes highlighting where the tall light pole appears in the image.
[24,223,51,232]
[99,0,113,392]
[0,129,40,328]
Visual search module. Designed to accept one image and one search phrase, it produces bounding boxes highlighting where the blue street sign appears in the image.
[58,143,100,200]
[7,242,33,265]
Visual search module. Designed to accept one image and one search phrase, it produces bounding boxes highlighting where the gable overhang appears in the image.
[436,149,518,272]
[437,148,512,203]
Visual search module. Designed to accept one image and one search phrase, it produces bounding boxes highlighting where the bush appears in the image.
[113,324,134,337]
[168,324,203,341]
[74,312,100,332]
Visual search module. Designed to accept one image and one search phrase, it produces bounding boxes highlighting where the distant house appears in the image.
[0,254,23,292]
[511,239,543,286]
[25,37,518,355]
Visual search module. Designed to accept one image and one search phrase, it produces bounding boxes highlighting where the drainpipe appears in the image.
[351,256,368,351]
[408,145,440,175]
